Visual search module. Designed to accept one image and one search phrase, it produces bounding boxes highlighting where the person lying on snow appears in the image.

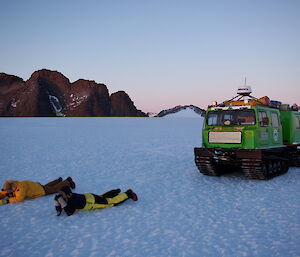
[54,186,138,216]
[0,177,76,205]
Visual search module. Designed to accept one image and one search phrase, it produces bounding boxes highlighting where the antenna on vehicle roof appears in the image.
[210,78,270,108]
[237,78,252,96]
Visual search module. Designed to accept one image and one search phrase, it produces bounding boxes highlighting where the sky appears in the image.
[0,0,299,113]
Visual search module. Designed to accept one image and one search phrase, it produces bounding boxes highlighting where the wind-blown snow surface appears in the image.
[0,118,299,257]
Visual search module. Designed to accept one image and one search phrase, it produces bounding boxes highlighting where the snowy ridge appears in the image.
[163,107,202,118]
[0,118,299,257]
[156,105,205,118]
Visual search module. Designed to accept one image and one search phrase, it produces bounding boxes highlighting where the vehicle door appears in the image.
[258,110,270,146]
[270,111,282,146]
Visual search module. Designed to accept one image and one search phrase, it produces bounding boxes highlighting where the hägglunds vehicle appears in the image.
[194,85,300,179]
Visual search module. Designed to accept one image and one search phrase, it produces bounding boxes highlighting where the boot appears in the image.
[125,189,138,201]
[67,177,76,189]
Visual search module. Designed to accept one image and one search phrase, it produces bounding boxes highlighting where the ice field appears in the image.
[0,116,299,257]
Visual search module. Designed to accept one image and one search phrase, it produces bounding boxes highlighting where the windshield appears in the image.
[207,109,256,126]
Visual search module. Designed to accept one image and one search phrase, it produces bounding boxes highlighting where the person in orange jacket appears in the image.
[0,177,76,205]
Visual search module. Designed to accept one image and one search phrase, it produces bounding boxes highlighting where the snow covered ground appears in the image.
[0,117,299,257]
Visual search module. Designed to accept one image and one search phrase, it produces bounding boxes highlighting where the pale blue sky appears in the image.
[1,0,299,112]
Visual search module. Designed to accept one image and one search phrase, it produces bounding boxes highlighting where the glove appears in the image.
[0,199,8,205]
[6,192,14,198]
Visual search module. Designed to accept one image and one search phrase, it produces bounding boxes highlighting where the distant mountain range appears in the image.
[155,105,205,117]
[0,69,206,118]
[0,69,147,117]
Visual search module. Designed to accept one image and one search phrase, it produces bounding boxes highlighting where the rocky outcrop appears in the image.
[0,69,147,117]
[0,73,27,116]
[110,91,147,117]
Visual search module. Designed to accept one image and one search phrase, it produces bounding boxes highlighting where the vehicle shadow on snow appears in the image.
[220,169,294,181]
[221,171,248,180]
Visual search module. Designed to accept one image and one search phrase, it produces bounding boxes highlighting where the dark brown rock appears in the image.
[67,79,110,117]
[0,69,148,117]
[27,69,69,116]
[110,91,147,117]
[0,73,29,116]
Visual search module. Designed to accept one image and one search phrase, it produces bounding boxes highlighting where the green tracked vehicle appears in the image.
[194,86,300,179]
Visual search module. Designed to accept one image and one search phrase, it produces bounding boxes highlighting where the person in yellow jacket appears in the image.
[55,186,138,216]
[0,177,76,205]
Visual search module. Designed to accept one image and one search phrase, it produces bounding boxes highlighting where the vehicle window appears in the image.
[271,112,280,127]
[258,111,268,127]
[295,116,300,129]
[236,112,255,125]
[207,109,256,126]
[207,113,218,126]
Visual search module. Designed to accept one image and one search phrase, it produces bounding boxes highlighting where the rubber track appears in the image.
[195,156,220,176]
[241,158,288,180]
[241,159,268,180]
[290,149,300,167]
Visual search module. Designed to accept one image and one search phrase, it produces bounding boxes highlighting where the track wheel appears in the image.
[260,162,269,179]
